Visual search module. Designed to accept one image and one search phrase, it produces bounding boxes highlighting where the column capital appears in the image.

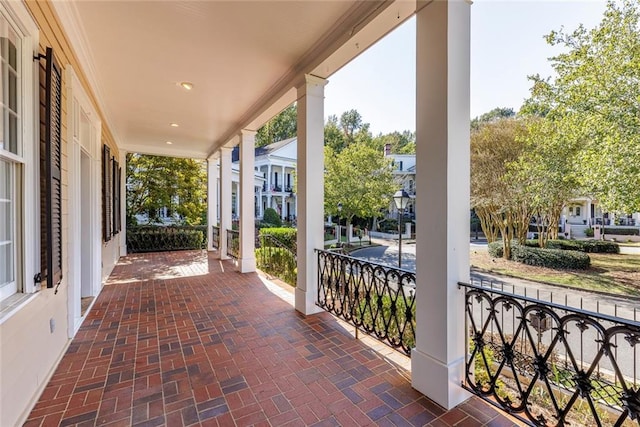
[240,129,257,138]
[297,74,328,98]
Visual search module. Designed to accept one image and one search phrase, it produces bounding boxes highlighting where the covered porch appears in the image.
[24,251,516,426]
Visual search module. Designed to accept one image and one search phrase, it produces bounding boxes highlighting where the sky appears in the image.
[324,0,608,136]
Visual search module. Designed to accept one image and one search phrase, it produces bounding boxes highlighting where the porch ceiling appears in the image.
[54,0,415,159]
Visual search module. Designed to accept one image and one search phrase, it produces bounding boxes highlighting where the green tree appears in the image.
[471,118,529,258]
[324,142,395,230]
[126,154,207,225]
[324,114,347,153]
[470,107,515,131]
[525,0,640,212]
[255,104,297,147]
[371,130,416,154]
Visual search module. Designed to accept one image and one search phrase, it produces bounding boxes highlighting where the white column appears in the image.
[281,165,286,220]
[120,151,128,256]
[586,199,592,225]
[295,74,327,315]
[267,164,272,190]
[239,130,257,272]
[219,147,233,260]
[207,157,218,251]
[411,0,471,409]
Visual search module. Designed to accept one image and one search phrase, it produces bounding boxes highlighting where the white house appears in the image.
[234,137,298,222]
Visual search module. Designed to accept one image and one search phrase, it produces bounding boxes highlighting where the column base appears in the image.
[294,288,324,316]
[411,348,471,410]
[239,257,256,273]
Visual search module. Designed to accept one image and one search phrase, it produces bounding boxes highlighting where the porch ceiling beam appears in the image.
[208,0,416,157]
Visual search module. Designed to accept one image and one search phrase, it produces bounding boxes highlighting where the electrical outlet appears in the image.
[49,318,55,333]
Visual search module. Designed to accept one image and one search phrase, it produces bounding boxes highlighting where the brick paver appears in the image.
[25,250,520,426]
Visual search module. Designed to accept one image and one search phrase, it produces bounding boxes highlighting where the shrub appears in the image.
[259,227,297,250]
[488,241,504,258]
[510,245,590,270]
[580,240,619,254]
[255,247,297,286]
[263,208,282,227]
[585,227,594,238]
[127,227,204,253]
[604,227,639,236]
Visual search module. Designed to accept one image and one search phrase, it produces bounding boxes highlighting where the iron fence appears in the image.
[127,225,207,253]
[212,225,220,249]
[226,229,239,259]
[317,249,416,355]
[460,281,640,426]
[255,234,297,286]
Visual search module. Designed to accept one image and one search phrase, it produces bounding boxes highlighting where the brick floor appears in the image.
[25,250,521,427]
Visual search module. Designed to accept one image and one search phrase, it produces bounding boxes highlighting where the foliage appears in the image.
[126,153,207,225]
[259,227,297,250]
[487,241,505,258]
[471,118,529,257]
[324,110,373,153]
[524,0,640,212]
[255,247,297,286]
[370,130,416,154]
[510,245,591,270]
[126,226,205,253]
[324,142,395,230]
[585,227,595,238]
[470,107,515,131]
[255,104,297,147]
[604,227,639,236]
[527,239,619,253]
[357,293,415,351]
[262,208,282,227]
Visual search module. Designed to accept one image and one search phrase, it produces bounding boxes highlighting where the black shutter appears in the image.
[39,47,62,290]
[112,159,120,234]
[103,145,112,241]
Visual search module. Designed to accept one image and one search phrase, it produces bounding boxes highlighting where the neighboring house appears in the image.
[384,145,417,220]
[562,197,639,227]
[233,137,297,222]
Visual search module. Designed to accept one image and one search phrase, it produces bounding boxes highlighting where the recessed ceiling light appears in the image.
[179,81,194,91]
[166,141,173,145]
[170,123,179,127]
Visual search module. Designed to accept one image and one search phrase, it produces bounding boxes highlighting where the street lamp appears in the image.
[393,189,410,268]
[337,202,343,245]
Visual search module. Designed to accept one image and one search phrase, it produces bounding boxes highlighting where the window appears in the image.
[0,14,21,300]
[575,207,581,216]
[0,4,38,300]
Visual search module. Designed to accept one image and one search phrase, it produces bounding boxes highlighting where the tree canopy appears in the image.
[524,0,640,212]
[126,154,207,225]
[324,142,395,228]
[255,104,298,147]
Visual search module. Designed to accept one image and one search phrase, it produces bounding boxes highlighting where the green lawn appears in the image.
[470,249,640,297]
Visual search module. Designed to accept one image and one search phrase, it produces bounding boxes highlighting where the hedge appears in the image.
[511,245,590,270]
[255,247,297,286]
[526,239,619,254]
[259,228,297,250]
[487,241,504,258]
[127,228,204,253]
[488,240,591,269]
[604,227,639,236]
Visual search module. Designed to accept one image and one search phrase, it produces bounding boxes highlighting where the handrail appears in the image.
[226,229,239,259]
[316,249,416,355]
[211,225,220,249]
[459,281,640,426]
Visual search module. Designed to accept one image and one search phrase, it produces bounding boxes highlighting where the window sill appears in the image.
[0,293,38,326]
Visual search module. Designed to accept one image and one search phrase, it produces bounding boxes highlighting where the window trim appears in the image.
[0,1,40,302]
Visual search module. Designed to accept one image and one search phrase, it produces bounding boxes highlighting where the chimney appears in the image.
[384,143,391,156]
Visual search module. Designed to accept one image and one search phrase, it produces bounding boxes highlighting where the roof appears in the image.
[232,137,297,162]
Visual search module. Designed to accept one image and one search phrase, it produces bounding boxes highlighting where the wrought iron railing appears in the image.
[226,229,239,259]
[255,234,297,286]
[460,281,640,426]
[127,225,207,253]
[211,225,220,249]
[317,249,416,355]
